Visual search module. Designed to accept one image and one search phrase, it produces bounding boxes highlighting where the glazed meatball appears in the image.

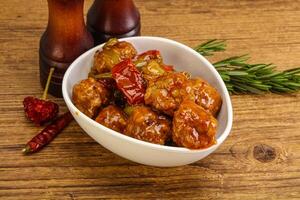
[172,99,217,149]
[185,78,222,116]
[124,106,171,145]
[144,72,191,116]
[95,105,127,132]
[90,38,137,74]
[72,77,109,118]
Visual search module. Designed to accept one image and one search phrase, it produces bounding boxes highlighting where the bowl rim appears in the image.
[62,36,233,154]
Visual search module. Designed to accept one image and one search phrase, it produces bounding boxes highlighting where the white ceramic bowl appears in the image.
[62,36,233,167]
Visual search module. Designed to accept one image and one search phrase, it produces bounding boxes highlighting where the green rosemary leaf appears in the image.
[227,71,249,76]
[219,73,231,82]
[285,82,300,87]
[234,82,266,94]
[213,55,249,68]
[257,71,283,79]
[246,64,273,73]
[284,67,300,75]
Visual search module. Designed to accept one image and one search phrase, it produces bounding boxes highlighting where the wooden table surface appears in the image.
[1,0,300,199]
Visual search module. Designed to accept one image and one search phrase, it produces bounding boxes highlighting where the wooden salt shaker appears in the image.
[39,0,94,97]
[87,0,141,45]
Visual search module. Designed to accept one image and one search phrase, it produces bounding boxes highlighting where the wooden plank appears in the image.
[0,0,299,199]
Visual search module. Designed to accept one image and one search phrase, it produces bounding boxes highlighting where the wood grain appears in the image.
[0,0,299,199]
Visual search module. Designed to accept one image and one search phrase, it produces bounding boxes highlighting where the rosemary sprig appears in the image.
[195,40,300,94]
[194,39,226,56]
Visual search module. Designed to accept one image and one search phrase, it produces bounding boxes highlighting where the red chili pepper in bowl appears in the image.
[112,59,146,105]
[22,111,73,154]
[163,65,174,72]
[23,68,59,125]
[136,50,162,61]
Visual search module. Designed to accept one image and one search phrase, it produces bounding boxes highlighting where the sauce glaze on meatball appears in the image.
[72,77,109,118]
[172,99,217,149]
[95,105,127,132]
[185,78,222,116]
[144,72,191,116]
[124,106,171,145]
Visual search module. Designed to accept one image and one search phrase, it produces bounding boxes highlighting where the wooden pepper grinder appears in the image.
[87,0,141,45]
[39,0,94,97]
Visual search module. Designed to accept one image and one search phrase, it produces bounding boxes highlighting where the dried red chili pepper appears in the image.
[23,96,59,125]
[23,68,59,125]
[22,111,73,154]
[112,59,146,105]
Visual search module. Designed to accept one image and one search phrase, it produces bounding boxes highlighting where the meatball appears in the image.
[72,77,109,118]
[172,99,217,149]
[95,105,127,132]
[144,72,191,116]
[145,72,222,116]
[185,78,222,116]
[124,106,171,145]
[90,38,137,74]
